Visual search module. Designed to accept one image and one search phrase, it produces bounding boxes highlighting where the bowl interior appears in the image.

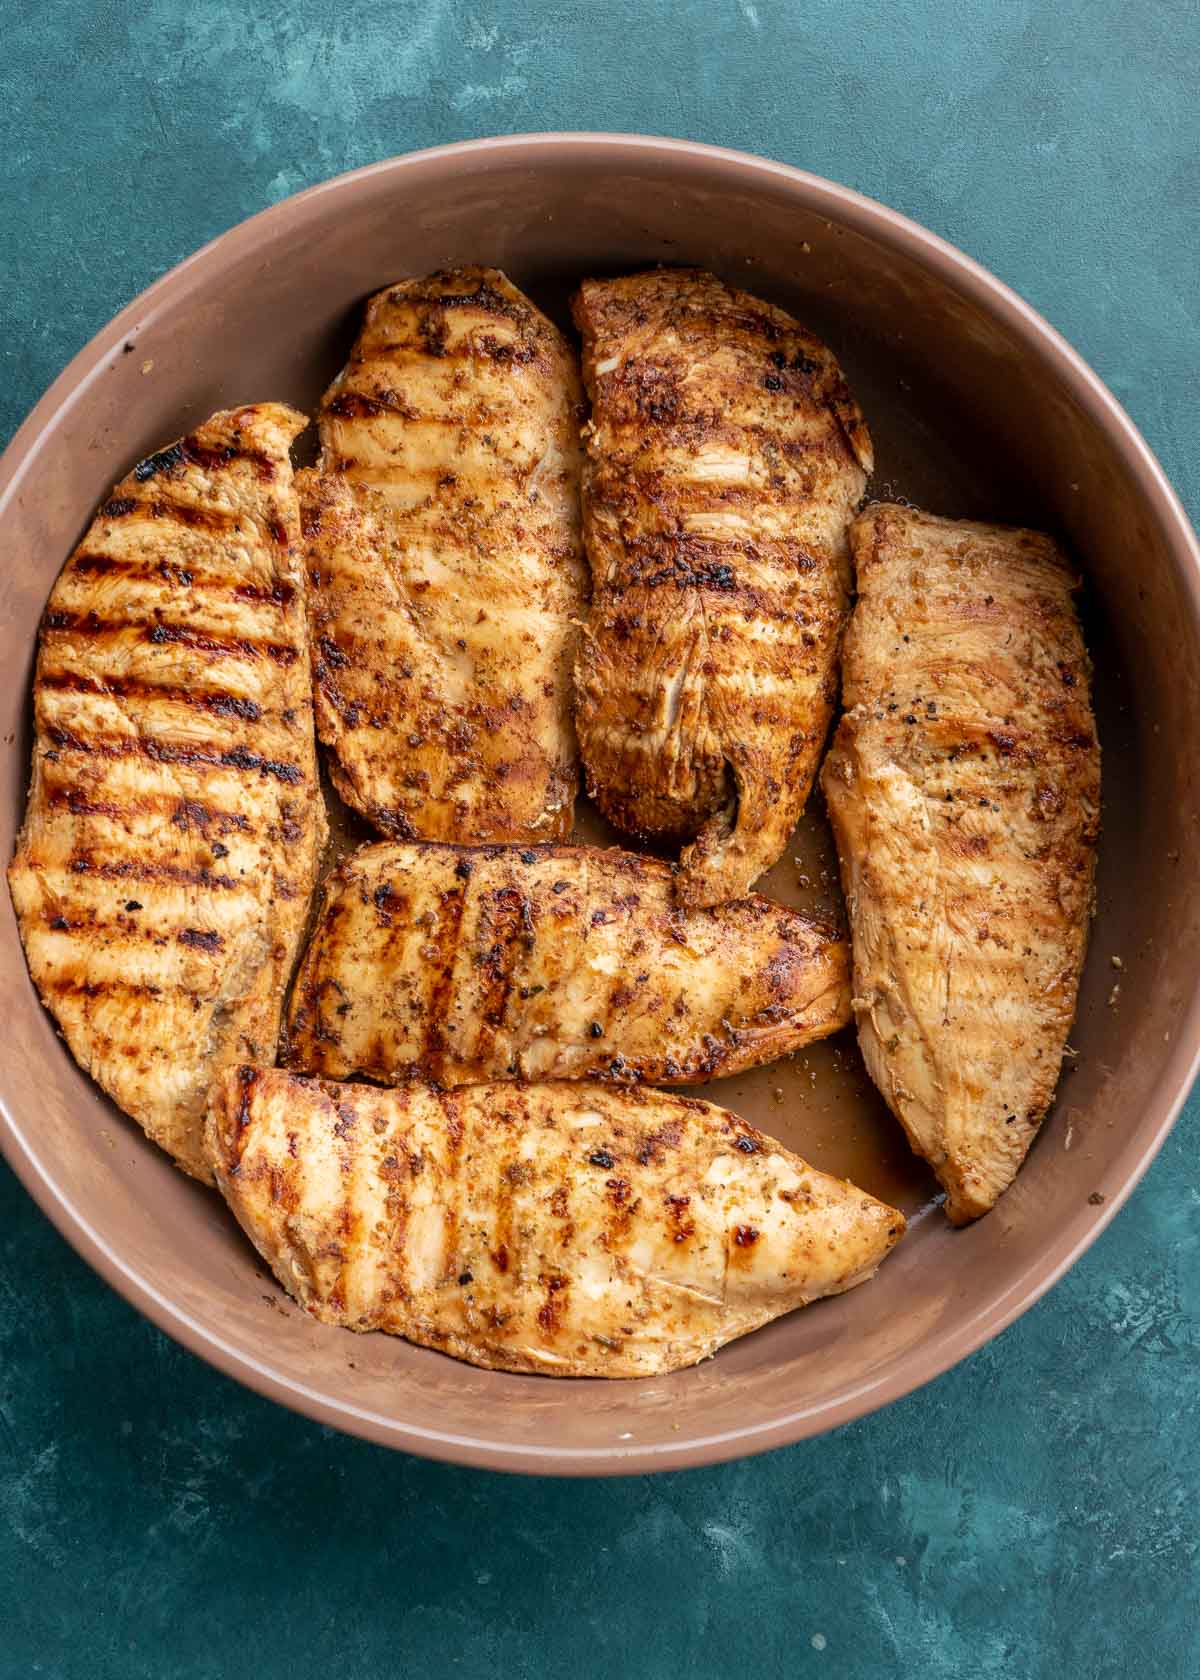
[2,137,1198,1472]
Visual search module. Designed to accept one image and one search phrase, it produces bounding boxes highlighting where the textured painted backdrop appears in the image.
[2,2,1198,1675]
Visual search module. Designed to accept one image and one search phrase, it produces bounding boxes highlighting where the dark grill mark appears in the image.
[132,434,278,484]
[472,886,530,1041]
[66,858,240,891]
[38,669,263,722]
[236,1065,260,1133]
[233,579,295,608]
[93,496,244,534]
[324,390,419,421]
[161,498,242,533]
[410,277,523,319]
[179,927,223,952]
[44,789,121,819]
[43,727,302,784]
[145,622,298,664]
[219,745,303,782]
[170,799,251,835]
[134,442,188,482]
[67,549,276,590]
[41,610,296,664]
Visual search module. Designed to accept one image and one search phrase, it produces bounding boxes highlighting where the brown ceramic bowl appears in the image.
[2,135,1198,1475]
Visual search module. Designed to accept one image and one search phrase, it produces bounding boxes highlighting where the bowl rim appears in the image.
[3,130,1199,1476]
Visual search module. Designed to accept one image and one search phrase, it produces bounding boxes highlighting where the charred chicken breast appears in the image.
[208,1066,904,1377]
[8,405,324,1179]
[285,840,851,1085]
[572,268,871,907]
[821,503,1100,1223]
[304,267,588,844]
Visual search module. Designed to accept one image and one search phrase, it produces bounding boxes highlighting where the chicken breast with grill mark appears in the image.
[820,503,1100,1223]
[208,1066,904,1377]
[8,404,324,1180]
[572,269,871,907]
[304,267,588,844]
[285,841,851,1086]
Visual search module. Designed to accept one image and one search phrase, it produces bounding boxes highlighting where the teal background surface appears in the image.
[2,2,1199,1675]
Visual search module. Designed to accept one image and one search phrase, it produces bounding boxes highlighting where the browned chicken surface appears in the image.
[821,504,1100,1223]
[304,267,588,844]
[8,405,324,1180]
[285,841,851,1086]
[572,268,872,907]
[208,1066,904,1376]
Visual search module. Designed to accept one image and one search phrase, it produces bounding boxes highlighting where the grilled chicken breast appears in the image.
[304,267,588,844]
[8,404,324,1180]
[821,504,1100,1223]
[209,1066,904,1376]
[572,269,871,907]
[285,841,851,1085]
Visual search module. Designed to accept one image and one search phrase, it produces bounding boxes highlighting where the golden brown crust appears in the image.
[8,404,324,1179]
[207,1067,904,1377]
[284,840,851,1085]
[820,503,1100,1222]
[571,268,870,906]
[305,267,588,844]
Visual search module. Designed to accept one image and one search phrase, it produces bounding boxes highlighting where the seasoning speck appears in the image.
[141,359,154,375]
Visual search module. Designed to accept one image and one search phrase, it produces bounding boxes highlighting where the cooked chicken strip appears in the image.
[8,404,324,1180]
[285,841,850,1085]
[572,269,871,907]
[304,267,588,844]
[820,503,1100,1223]
[208,1066,904,1376]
